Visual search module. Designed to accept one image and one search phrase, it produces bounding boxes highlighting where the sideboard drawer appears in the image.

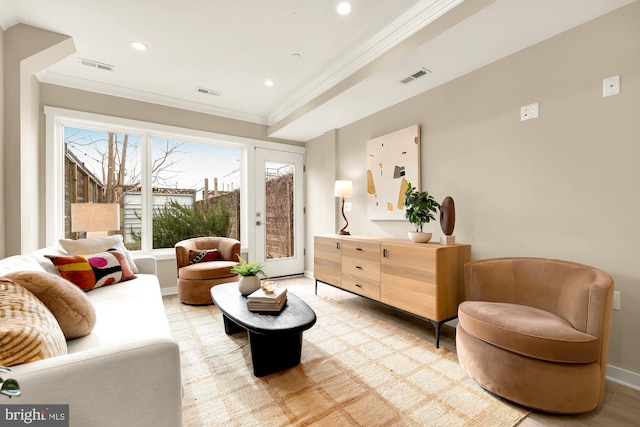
[341,239,380,260]
[341,256,380,300]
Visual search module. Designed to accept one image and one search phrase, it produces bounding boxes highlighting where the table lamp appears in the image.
[334,180,352,235]
[71,203,120,238]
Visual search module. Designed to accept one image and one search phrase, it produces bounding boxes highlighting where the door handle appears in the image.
[256,221,262,226]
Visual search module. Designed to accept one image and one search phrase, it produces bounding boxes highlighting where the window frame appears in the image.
[44,106,303,259]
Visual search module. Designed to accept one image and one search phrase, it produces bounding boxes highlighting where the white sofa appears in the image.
[0,247,182,427]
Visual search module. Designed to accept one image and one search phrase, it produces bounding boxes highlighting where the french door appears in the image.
[254,148,304,277]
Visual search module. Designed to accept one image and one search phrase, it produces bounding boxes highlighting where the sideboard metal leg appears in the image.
[430,320,442,348]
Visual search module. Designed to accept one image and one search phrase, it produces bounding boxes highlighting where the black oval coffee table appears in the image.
[210,282,316,376]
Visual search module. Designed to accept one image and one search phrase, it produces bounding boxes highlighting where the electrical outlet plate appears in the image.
[613,291,621,310]
[603,75,620,97]
[520,102,539,121]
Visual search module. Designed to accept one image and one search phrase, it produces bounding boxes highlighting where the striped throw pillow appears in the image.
[0,279,67,367]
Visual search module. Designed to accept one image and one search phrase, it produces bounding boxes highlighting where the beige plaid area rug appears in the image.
[164,283,529,426]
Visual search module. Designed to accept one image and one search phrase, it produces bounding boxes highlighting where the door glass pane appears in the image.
[149,138,241,250]
[63,126,142,249]
[265,161,294,259]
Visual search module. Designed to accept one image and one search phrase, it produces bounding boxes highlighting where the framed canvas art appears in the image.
[366,124,420,220]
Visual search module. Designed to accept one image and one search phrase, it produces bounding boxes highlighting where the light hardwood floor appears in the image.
[279,276,640,427]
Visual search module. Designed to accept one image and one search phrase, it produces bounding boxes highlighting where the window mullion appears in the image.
[141,132,153,253]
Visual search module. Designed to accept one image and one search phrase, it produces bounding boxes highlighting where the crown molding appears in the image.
[268,0,463,125]
[38,70,269,125]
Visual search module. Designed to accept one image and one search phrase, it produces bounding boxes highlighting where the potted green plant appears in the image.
[232,255,269,296]
[403,182,440,243]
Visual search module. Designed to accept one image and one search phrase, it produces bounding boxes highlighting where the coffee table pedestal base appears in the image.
[223,314,304,376]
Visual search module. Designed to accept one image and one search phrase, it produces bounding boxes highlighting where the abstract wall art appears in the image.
[366,124,420,220]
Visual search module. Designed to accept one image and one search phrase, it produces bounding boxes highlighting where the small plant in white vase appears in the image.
[232,255,269,296]
[403,182,440,243]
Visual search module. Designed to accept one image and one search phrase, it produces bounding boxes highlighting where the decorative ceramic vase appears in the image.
[408,231,432,243]
[238,276,261,296]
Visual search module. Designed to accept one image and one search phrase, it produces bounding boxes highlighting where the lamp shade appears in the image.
[71,203,120,233]
[334,180,353,198]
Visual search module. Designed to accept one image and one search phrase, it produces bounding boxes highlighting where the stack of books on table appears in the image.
[246,286,287,312]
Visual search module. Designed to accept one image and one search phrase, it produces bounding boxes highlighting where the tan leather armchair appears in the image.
[175,237,241,305]
[456,257,614,414]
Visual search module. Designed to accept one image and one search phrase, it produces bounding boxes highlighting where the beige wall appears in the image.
[306,3,640,376]
[0,27,4,258]
[3,24,74,256]
[304,129,338,272]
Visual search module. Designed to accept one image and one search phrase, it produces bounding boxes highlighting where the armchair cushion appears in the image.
[178,261,239,280]
[459,301,599,363]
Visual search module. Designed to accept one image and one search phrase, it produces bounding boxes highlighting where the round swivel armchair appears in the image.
[457,257,614,414]
[175,237,241,305]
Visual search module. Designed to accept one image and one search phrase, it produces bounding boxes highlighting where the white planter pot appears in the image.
[238,276,261,296]
[408,231,432,243]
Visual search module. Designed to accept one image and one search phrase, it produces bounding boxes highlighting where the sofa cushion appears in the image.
[59,235,139,273]
[46,249,136,291]
[5,271,96,340]
[178,260,238,280]
[0,278,67,366]
[188,249,219,264]
[0,255,46,276]
[458,301,599,363]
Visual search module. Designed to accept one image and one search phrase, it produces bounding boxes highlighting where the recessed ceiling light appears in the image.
[130,41,147,51]
[264,80,275,87]
[337,2,352,15]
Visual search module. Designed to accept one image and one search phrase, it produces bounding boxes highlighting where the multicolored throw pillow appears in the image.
[46,248,136,291]
[59,235,139,273]
[188,249,219,265]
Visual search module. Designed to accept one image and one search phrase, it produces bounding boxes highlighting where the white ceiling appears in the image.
[0,0,635,142]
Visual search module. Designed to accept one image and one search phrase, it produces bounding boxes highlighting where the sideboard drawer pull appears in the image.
[355,265,363,270]
[336,242,340,250]
[355,284,362,288]
[355,247,363,251]
[383,248,387,257]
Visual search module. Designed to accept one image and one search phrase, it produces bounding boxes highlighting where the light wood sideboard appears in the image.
[313,235,471,347]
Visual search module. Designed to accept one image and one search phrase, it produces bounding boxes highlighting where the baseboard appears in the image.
[606,364,640,391]
[161,286,178,296]
[303,270,314,279]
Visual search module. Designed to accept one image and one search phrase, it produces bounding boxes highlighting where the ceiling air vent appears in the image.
[79,58,115,72]
[196,87,222,97]
[400,68,431,84]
